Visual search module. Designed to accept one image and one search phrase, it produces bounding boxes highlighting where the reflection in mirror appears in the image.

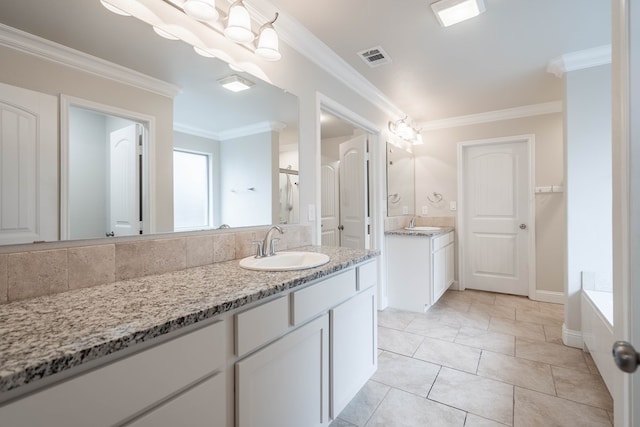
[386,142,415,216]
[0,0,299,245]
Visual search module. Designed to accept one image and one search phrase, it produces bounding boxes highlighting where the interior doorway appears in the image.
[458,135,535,298]
[60,96,153,240]
[319,111,370,249]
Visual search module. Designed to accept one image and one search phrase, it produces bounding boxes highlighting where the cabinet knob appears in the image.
[519,224,527,230]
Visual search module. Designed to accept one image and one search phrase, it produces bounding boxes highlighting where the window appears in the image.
[173,150,211,230]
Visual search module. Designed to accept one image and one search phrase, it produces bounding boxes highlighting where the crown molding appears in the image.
[245,0,404,119]
[419,101,563,131]
[175,120,286,140]
[547,44,612,78]
[0,23,181,98]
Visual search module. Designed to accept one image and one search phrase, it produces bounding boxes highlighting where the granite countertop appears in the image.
[0,245,378,395]
[385,226,454,237]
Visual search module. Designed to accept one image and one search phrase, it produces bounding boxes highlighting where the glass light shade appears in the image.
[414,133,424,145]
[100,0,131,16]
[255,25,281,61]
[194,46,216,57]
[183,0,219,22]
[224,1,254,43]
[396,121,410,138]
[153,26,179,40]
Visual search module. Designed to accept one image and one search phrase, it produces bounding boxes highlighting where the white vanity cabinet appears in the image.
[235,260,377,427]
[386,231,455,312]
[0,320,228,427]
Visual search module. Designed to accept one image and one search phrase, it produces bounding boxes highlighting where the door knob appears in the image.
[519,224,527,230]
[612,340,640,373]
[338,225,344,231]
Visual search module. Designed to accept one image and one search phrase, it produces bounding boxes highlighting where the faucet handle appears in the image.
[269,238,281,257]
[251,240,265,258]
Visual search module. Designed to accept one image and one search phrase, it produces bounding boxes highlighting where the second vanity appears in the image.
[0,245,378,427]
[386,227,455,312]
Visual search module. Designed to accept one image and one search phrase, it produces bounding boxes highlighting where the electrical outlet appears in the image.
[402,206,409,214]
[450,201,457,211]
[421,206,428,215]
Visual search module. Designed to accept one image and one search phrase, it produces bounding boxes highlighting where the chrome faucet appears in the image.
[408,217,416,229]
[254,226,284,258]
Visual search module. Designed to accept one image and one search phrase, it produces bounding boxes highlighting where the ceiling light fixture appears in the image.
[389,117,423,145]
[100,0,282,62]
[218,74,255,92]
[431,0,485,27]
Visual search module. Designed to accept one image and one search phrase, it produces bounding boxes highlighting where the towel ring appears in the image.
[427,192,443,204]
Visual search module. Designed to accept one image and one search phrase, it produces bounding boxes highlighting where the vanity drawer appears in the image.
[357,260,377,291]
[235,295,289,357]
[0,320,225,427]
[433,231,453,251]
[291,269,356,325]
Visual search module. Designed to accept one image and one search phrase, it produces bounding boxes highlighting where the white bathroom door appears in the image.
[109,124,141,237]
[339,135,368,249]
[321,158,340,246]
[0,82,58,245]
[459,136,533,296]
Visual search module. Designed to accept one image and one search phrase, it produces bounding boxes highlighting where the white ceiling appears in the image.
[0,0,611,136]
[270,0,611,123]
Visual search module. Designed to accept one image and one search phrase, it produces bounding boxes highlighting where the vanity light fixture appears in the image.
[218,74,255,92]
[431,0,486,27]
[389,117,423,145]
[100,0,282,62]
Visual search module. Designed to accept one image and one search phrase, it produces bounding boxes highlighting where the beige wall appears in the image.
[413,113,565,294]
[0,45,175,233]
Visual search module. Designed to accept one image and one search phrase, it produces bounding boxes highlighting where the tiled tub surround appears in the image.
[0,224,312,304]
[0,243,377,396]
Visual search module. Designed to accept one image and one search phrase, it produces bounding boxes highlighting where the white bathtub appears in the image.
[581,289,614,395]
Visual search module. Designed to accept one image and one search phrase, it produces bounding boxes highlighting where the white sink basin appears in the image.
[404,226,443,232]
[239,251,330,271]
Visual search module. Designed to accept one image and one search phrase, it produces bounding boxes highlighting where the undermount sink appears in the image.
[404,226,443,232]
[239,251,330,271]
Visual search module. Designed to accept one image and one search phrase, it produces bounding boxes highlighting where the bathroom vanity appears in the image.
[386,228,455,312]
[0,246,378,427]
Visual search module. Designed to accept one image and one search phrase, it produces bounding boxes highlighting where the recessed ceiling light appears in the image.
[431,0,485,27]
[217,74,255,92]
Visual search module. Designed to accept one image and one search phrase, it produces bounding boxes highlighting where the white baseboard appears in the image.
[562,323,584,349]
[533,290,565,304]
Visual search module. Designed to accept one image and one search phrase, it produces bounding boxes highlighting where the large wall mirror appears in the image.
[0,0,299,245]
[386,142,415,217]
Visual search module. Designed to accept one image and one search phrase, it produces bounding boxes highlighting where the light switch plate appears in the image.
[421,206,428,215]
[402,206,409,214]
[308,204,315,221]
[450,201,457,211]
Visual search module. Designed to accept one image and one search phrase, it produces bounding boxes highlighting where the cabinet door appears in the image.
[331,287,377,418]
[432,246,447,303]
[446,241,455,287]
[236,315,329,427]
[124,372,226,427]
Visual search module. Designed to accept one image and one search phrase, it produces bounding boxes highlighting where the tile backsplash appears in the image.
[0,224,312,304]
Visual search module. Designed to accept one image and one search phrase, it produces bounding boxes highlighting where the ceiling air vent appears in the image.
[358,46,392,68]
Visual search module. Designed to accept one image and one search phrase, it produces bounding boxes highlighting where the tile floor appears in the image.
[331,289,613,427]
